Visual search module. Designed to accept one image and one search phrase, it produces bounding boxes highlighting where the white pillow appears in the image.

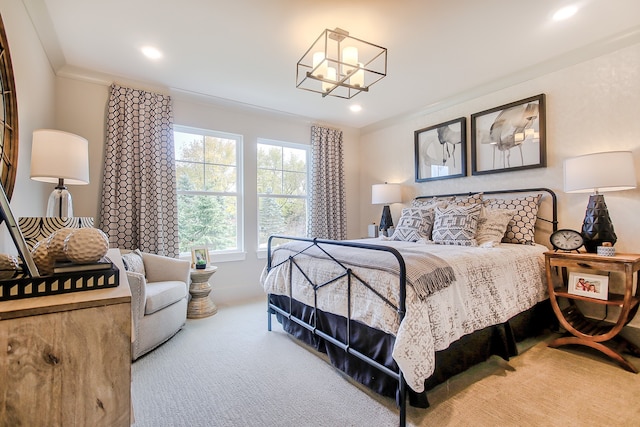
[476,209,516,247]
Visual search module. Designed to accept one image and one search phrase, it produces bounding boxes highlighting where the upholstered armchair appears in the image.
[118,249,190,360]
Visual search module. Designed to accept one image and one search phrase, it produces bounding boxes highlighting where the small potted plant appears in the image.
[195,259,207,270]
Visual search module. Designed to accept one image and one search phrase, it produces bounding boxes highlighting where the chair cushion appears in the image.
[145,280,188,315]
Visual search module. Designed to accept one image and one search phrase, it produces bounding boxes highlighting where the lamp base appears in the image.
[379,205,393,236]
[46,187,74,217]
[581,194,616,253]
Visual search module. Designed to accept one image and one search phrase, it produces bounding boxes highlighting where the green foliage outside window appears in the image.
[175,130,239,254]
[257,142,308,247]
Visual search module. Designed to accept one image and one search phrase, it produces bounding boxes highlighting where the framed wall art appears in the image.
[568,272,609,301]
[414,117,466,182]
[471,94,546,175]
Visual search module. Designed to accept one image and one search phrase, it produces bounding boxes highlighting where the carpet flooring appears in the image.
[131,298,640,426]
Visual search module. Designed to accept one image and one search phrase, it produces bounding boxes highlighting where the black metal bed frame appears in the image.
[266,188,557,427]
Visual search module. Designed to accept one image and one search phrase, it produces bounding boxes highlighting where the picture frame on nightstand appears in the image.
[568,272,609,300]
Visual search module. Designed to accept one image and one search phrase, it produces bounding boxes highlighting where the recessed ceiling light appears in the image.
[350,104,362,113]
[141,46,163,60]
[552,5,578,21]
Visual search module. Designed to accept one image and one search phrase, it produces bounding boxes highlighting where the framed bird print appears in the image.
[414,117,466,182]
[471,94,546,175]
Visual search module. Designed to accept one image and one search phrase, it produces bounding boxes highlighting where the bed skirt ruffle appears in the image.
[269,294,554,408]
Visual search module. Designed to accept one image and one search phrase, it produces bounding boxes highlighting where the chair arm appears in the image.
[141,252,191,285]
[127,271,147,322]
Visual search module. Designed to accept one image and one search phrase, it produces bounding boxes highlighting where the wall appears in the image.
[358,43,640,335]
[52,78,361,306]
[0,0,56,252]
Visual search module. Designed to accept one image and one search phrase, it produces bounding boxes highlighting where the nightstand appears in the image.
[187,266,218,319]
[544,251,640,372]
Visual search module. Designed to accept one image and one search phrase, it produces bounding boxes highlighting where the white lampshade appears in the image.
[564,151,636,193]
[30,129,90,185]
[372,183,401,205]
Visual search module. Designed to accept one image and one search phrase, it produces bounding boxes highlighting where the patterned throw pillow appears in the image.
[483,194,542,245]
[476,209,516,247]
[122,249,146,276]
[391,208,435,242]
[411,196,453,209]
[449,192,483,207]
[432,204,482,246]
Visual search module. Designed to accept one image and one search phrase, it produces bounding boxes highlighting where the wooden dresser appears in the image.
[0,278,132,426]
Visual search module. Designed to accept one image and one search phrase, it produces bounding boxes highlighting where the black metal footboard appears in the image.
[266,236,409,427]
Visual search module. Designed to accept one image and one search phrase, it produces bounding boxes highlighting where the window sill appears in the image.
[181,251,247,264]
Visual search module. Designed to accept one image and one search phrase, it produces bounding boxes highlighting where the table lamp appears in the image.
[30,129,90,217]
[563,151,636,253]
[372,182,401,236]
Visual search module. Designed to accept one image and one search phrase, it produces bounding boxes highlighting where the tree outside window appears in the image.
[257,140,308,248]
[174,127,242,255]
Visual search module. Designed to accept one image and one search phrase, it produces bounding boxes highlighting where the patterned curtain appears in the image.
[308,125,346,240]
[99,84,179,257]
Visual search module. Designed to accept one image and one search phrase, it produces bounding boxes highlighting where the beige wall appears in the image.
[358,43,640,335]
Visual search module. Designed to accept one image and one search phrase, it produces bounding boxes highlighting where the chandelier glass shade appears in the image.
[296,28,387,99]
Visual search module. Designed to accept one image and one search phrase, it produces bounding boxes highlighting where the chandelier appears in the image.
[296,28,387,99]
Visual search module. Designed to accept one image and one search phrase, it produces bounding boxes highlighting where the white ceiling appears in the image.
[24,0,640,130]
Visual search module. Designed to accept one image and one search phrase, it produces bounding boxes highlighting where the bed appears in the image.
[261,188,558,426]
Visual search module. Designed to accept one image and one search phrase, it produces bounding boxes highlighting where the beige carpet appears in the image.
[131,299,640,426]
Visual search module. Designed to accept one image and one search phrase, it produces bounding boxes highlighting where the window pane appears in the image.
[257,169,282,194]
[176,161,204,191]
[205,136,236,165]
[175,132,204,162]
[177,194,238,253]
[283,147,306,172]
[283,170,306,196]
[257,144,282,170]
[258,196,307,247]
[204,164,237,192]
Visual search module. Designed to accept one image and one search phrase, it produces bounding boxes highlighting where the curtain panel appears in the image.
[308,125,346,240]
[99,84,179,257]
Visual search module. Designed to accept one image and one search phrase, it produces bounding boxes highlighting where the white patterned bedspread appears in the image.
[261,239,548,393]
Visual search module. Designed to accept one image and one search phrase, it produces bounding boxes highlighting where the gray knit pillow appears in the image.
[391,208,435,242]
[432,204,482,246]
[122,249,146,276]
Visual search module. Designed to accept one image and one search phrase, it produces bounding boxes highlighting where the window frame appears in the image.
[174,125,245,263]
[256,138,310,255]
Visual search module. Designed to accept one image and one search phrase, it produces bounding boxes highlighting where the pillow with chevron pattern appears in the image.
[390,208,435,242]
[432,204,482,246]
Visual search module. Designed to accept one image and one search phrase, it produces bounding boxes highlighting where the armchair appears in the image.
[115,249,190,360]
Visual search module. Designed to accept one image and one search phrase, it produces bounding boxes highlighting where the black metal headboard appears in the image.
[415,187,558,235]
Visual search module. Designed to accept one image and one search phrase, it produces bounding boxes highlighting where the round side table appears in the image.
[187,266,218,319]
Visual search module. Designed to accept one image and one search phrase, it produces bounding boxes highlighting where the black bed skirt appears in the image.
[269,294,554,408]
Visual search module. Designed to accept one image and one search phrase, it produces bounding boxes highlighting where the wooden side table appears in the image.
[187,266,218,319]
[544,251,640,372]
[0,276,132,425]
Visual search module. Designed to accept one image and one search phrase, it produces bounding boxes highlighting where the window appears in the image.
[174,126,243,257]
[257,139,309,248]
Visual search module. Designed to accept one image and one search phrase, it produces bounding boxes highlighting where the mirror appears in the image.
[0,14,19,202]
